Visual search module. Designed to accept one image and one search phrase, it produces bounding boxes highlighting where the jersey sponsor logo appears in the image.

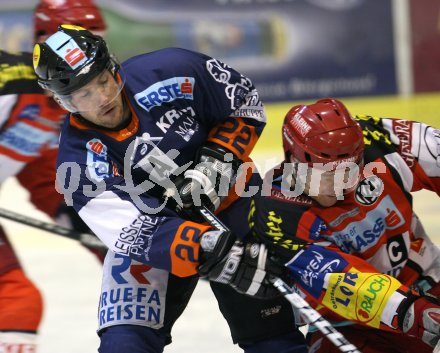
[324,272,359,311]
[134,77,195,112]
[323,271,401,328]
[155,107,199,142]
[328,207,360,227]
[110,254,151,285]
[156,106,195,133]
[299,251,341,288]
[114,214,163,259]
[330,196,404,253]
[234,106,266,121]
[287,245,348,298]
[99,285,162,327]
[233,90,266,122]
[175,116,199,142]
[355,175,384,205]
[356,274,392,323]
[99,254,164,328]
[392,119,415,167]
[87,138,107,156]
[0,122,56,156]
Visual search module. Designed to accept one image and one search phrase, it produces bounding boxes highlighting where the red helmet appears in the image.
[282,98,364,168]
[34,0,107,41]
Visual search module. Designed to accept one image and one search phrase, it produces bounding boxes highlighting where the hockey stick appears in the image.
[0,207,106,249]
[196,205,362,353]
[270,278,361,353]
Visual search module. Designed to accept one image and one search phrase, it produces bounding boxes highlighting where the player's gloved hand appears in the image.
[176,143,240,222]
[55,203,107,263]
[400,294,440,348]
[197,229,285,299]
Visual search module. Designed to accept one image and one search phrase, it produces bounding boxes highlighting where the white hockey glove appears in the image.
[176,143,240,222]
[400,293,440,348]
[198,229,285,299]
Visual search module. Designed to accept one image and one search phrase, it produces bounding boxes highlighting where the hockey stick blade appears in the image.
[271,278,362,353]
[0,207,106,249]
[196,206,362,353]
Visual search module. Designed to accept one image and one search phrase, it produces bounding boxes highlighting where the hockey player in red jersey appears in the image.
[244,98,440,352]
[0,1,106,352]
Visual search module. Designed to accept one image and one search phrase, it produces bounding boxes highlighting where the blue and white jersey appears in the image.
[56,48,266,277]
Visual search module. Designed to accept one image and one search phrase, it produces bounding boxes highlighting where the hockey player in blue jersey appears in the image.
[33,25,307,353]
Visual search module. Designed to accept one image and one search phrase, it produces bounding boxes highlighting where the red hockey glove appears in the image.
[400,295,440,348]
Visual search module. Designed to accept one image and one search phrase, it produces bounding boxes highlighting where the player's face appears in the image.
[296,164,360,207]
[69,71,129,128]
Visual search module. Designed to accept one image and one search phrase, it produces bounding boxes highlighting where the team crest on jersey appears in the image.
[355,175,384,205]
[86,139,119,181]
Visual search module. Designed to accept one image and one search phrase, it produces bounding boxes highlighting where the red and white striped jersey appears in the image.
[0,50,66,219]
[250,115,440,332]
